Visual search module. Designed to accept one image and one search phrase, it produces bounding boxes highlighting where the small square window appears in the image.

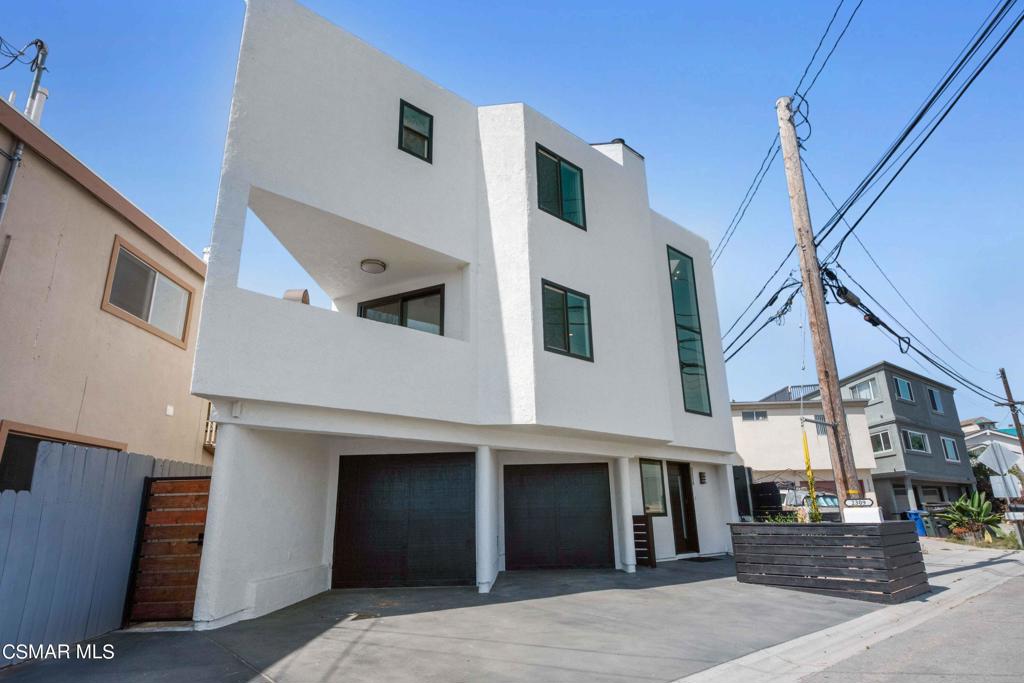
[541,280,593,361]
[741,410,767,422]
[398,100,433,162]
[535,145,586,229]
[870,431,892,454]
[848,378,877,401]
[813,414,828,436]
[893,376,914,402]
[640,460,666,515]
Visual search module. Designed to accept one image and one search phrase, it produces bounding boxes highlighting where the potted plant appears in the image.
[936,492,1003,543]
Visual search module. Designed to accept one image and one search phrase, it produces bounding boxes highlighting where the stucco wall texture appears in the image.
[0,124,211,465]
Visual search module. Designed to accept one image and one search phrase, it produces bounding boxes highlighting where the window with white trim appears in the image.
[927,387,944,413]
[870,431,893,454]
[901,429,930,453]
[741,410,767,422]
[848,377,878,401]
[893,376,914,402]
[941,436,960,462]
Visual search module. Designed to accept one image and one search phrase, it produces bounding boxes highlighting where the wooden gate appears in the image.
[123,476,210,623]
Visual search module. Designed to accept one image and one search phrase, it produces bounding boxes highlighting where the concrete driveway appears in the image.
[0,557,880,683]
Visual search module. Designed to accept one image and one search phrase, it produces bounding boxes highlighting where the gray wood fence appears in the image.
[0,442,210,666]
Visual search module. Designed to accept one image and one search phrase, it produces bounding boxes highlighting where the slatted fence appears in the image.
[0,442,210,667]
[632,514,657,568]
[731,521,930,603]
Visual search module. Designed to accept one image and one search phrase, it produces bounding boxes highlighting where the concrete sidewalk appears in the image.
[678,539,1024,682]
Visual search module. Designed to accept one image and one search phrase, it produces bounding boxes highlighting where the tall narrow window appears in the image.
[640,460,667,515]
[667,246,711,416]
[102,236,192,347]
[398,100,433,162]
[941,436,960,462]
[541,280,593,360]
[814,414,828,436]
[358,285,444,335]
[535,145,586,229]
[927,387,944,413]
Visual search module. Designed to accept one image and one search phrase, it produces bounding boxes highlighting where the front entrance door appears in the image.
[666,462,699,554]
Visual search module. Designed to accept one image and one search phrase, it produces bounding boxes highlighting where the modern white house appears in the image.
[191,0,738,628]
[731,399,877,501]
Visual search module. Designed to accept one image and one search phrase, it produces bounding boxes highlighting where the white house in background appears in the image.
[191,0,738,628]
[961,416,1023,458]
[731,399,877,500]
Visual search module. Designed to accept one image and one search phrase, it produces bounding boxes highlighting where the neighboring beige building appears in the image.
[0,97,212,487]
[731,399,877,498]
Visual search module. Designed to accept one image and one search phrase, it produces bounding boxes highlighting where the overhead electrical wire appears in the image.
[796,0,865,99]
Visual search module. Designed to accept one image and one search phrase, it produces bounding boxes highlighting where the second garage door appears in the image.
[503,463,614,570]
[332,453,475,588]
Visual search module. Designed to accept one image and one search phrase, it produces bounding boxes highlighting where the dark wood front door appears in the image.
[666,462,700,554]
[332,453,475,588]
[124,477,210,623]
[504,463,614,570]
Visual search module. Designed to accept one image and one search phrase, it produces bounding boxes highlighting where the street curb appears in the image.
[674,545,1024,683]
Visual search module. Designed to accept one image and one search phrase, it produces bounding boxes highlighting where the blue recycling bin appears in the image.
[905,510,927,536]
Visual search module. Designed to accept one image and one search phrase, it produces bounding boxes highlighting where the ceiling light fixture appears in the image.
[360,258,387,274]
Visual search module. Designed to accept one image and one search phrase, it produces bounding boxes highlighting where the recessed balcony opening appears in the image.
[238,186,469,338]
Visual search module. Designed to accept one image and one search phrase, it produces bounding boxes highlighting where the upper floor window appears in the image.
[871,430,893,454]
[667,246,711,416]
[741,410,767,422]
[941,436,960,462]
[901,429,930,453]
[102,236,192,348]
[398,100,433,162]
[848,377,878,401]
[639,459,667,515]
[927,387,944,413]
[358,285,444,335]
[536,145,586,229]
[541,280,592,360]
[893,376,914,402]
[813,414,828,436]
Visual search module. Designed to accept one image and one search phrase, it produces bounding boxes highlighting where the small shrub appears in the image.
[937,492,1003,542]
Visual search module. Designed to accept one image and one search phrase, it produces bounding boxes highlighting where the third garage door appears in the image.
[504,463,614,570]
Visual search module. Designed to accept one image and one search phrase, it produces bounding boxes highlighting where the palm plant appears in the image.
[937,492,1003,542]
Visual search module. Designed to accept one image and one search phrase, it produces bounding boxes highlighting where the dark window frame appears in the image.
[540,278,594,362]
[535,143,587,230]
[666,245,712,417]
[357,284,445,335]
[892,375,915,403]
[398,99,434,163]
[639,458,668,517]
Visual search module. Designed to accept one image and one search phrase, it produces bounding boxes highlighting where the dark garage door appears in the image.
[332,453,475,588]
[504,463,614,570]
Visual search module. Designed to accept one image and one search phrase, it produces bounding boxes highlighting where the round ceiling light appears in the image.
[360,258,387,274]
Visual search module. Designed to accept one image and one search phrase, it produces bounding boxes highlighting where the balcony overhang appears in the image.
[248,186,466,301]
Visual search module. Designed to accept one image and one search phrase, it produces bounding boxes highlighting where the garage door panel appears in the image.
[333,453,475,588]
[504,463,614,570]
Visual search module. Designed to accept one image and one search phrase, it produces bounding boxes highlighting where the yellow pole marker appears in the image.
[802,428,822,523]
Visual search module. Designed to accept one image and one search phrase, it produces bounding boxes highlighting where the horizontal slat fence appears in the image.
[731,522,930,604]
[0,442,210,667]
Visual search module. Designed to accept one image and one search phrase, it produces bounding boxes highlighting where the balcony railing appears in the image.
[203,420,217,451]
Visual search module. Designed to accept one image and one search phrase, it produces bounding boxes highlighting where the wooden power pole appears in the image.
[776,96,862,509]
[998,368,1024,461]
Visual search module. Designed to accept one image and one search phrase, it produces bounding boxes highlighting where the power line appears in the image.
[725,285,802,363]
[711,136,780,267]
[800,156,990,375]
[793,0,847,95]
[797,0,866,98]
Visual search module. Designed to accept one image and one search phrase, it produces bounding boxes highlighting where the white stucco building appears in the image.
[192,0,738,628]
[731,399,877,499]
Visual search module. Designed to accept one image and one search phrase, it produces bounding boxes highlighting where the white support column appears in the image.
[475,446,498,593]
[615,457,637,573]
[905,476,919,510]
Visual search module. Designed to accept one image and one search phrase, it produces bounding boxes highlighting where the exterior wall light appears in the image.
[360,259,387,274]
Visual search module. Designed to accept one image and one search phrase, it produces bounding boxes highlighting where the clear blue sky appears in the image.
[3,1,1021,424]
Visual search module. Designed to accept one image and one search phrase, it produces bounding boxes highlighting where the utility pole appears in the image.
[997,368,1024,542]
[0,39,48,231]
[776,96,861,510]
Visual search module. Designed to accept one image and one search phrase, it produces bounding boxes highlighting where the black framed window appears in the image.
[666,246,711,415]
[398,100,433,162]
[813,414,828,436]
[0,434,41,492]
[541,280,593,360]
[536,145,586,229]
[358,285,444,335]
[640,459,667,515]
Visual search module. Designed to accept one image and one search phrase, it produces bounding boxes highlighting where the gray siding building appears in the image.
[817,362,974,518]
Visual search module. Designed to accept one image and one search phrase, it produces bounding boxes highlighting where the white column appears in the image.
[475,446,498,593]
[615,457,637,573]
[905,476,919,510]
